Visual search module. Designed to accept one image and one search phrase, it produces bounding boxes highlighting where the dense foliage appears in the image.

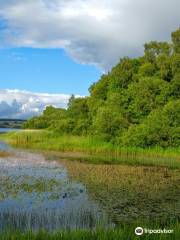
[24,28,180,148]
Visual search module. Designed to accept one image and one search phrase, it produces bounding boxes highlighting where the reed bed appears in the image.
[0,207,108,232]
[1,130,180,169]
[0,222,179,240]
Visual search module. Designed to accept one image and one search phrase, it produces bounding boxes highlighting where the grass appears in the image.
[1,130,180,169]
[0,223,179,240]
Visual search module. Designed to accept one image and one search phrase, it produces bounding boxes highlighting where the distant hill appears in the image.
[0,119,26,129]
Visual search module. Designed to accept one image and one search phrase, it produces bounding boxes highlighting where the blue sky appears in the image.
[0,48,101,95]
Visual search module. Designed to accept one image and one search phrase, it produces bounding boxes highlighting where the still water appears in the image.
[0,128,18,151]
[0,128,20,133]
[0,129,179,231]
[0,141,109,231]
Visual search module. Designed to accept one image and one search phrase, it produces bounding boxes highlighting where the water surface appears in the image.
[0,128,20,133]
[0,139,179,232]
[0,141,12,151]
[0,149,109,231]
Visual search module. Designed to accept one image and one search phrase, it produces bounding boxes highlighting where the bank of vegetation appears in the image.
[1,130,180,169]
[23,28,180,149]
[0,223,179,240]
[1,28,180,169]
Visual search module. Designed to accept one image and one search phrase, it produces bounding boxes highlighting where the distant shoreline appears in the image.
[0,119,26,129]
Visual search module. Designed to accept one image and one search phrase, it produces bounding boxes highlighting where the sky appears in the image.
[0,48,100,95]
[0,0,180,119]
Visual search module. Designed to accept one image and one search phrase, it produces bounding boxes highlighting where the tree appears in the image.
[127,77,167,123]
[144,41,170,63]
[93,107,128,141]
[171,27,180,53]
[68,94,75,108]
[23,27,180,148]
[156,54,172,81]
[139,62,156,77]
[121,100,180,147]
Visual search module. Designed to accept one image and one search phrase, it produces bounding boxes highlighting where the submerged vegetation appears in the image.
[0,151,109,232]
[59,159,180,225]
[23,28,180,149]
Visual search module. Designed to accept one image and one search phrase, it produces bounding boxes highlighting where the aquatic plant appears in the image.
[1,130,179,169]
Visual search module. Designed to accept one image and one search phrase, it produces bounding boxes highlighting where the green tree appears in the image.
[24,27,180,148]
[144,41,170,63]
[139,62,156,77]
[171,27,180,53]
[93,107,128,141]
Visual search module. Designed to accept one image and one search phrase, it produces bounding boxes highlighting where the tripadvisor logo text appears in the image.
[135,227,173,236]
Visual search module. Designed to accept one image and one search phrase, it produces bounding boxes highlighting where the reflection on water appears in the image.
[2,140,178,232]
[0,151,109,231]
[0,128,20,133]
[0,141,13,151]
[0,128,19,151]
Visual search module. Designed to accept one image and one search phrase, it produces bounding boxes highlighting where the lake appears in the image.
[0,128,19,151]
[0,144,110,231]
[0,140,179,232]
[0,128,20,133]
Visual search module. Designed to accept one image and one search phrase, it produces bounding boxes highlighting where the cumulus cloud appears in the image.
[0,0,179,70]
[0,89,73,119]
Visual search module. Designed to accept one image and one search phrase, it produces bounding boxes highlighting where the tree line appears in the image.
[24,28,180,148]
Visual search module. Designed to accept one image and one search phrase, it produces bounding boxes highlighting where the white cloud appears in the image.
[0,0,179,70]
[0,89,75,119]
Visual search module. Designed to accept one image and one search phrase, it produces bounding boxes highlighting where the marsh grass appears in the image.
[0,207,108,232]
[0,222,179,240]
[1,130,180,169]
